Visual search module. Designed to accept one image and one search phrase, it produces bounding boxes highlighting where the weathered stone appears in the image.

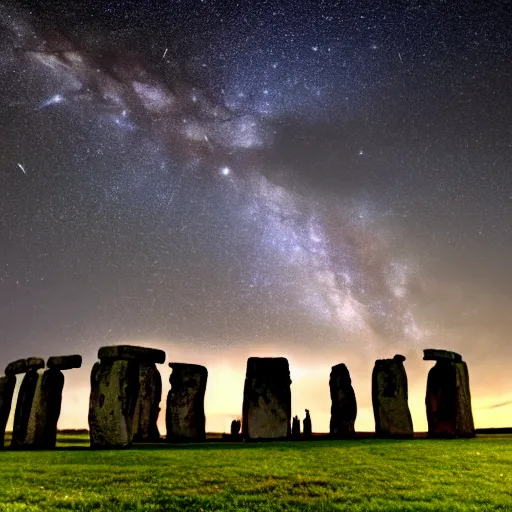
[24,368,64,449]
[5,357,44,376]
[98,345,165,364]
[0,376,16,447]
[11,369,41,448]
[303,409,312,438]
[329,363,357,438]
[242,357,291,440]
[166,363,208,442]
[47,355,82,370]
[425,359,474,438]
[292,416,301,438]
[423,349,462,362]
[132,363,162,442]
[372,355,413,437]
[88,359,140,448]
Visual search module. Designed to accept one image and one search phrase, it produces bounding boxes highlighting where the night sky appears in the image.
[1,0,511,432]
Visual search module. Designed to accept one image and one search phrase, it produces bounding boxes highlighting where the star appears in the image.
[0,0,509,435]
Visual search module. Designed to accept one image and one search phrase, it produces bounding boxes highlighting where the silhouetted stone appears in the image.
[222,419,242,442]
[292,415,301,438]
[88,359,140,448]
[26,358,45,370]
[372,354,413,437]
[0,375,16,447]
[98,345,165,364]
[423,349,462,362]
[47,355,82,370]
[230,419,241,436]
[5,357,44,376]
[133,363,162,442]
[242,357,291,440]
[5,359,27,376]
[11,369,41,448]
[166,363,208,442]
[303,409,312,438]
[24,368,64,449]
[329,363,357,438]
[425,350,474,438]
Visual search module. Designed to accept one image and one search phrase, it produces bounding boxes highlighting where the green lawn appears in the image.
[1,435,511,511]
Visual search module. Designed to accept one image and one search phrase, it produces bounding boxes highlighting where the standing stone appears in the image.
[329,363,357,438]
[424,349,474,438]
[222,419,242,441]
[88,359,140,448]
[242,357,291,440]
[292,416,301,438]
[89,345,165,448]
[372,354,413,437]
[303,409,312,438]
[0,376,16,448]
[11,364,44,448]
[166,363,208,442]
[230,419,241,436]
[24,369,64,449]
[23,355,82,449]
[133,363,162,442]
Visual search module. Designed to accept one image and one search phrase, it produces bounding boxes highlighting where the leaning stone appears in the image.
[132,363,162,442]
[423,349,462,362]
[329,363,357,438]
[24,368,64,449]
[425,359,474,438]
[0,376,16,447]
[98,345,165,364]
[88,359,140,448]
[372,354,413,437]
[11,369,41,448]
[166,363,208,442]
[47,355,82,371]
[242,357,291,440]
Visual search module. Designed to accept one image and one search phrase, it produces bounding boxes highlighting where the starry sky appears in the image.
[1,0,511,433]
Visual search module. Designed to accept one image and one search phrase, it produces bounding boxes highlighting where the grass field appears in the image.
[1,434,512,511]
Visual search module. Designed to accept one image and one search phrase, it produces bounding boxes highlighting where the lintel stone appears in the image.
[423,349,462,362]
[5,359,27,376]
[47,355,83,370]
[26,358,45,371]
[5,358,44,376]
[98,345,165,364]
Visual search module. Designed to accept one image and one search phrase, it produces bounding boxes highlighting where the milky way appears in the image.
[1,0,511,368]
